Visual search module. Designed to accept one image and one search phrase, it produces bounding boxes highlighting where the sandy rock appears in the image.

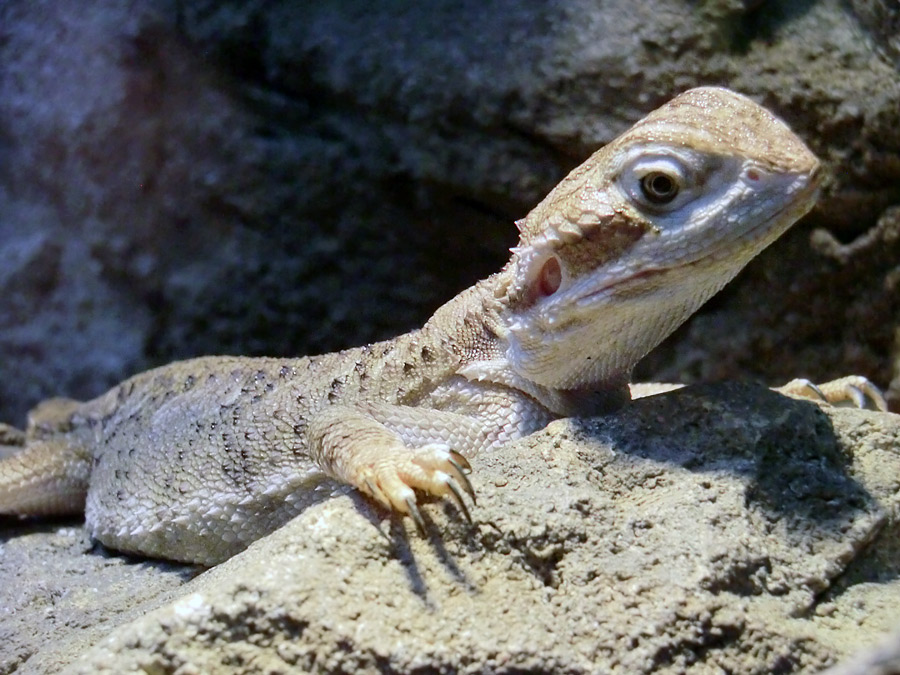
[3,384,897,673]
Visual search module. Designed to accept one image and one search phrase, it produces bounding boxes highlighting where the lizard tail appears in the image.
[0,438,89,516]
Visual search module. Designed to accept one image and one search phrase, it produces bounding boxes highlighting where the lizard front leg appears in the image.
[306,404,486,531]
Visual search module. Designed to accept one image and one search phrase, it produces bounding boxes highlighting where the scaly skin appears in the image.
[0,87,865,565]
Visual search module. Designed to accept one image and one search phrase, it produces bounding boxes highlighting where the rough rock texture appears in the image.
[0,524,198,674]
[2,0,900,426]
[1,384,898,673]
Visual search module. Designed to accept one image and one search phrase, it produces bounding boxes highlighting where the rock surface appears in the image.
[1,0,900,425]
[1,384,898,673]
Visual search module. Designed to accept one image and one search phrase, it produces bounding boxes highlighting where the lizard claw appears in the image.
[357,443,476,530]
[448,449,471,472]
[845,384,871,410]
[447,450,476,505]
[780,378,827,403]
[779,376,888,412]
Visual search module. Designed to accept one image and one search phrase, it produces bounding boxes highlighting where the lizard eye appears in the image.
[621,153,691,210]
[640,171,679,204]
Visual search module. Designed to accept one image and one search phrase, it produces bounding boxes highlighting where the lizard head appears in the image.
[497,87,822,392]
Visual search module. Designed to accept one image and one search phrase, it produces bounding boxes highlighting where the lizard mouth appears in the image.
[573,265,671,306]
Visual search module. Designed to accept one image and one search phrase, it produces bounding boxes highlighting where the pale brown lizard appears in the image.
[0,87,883,565]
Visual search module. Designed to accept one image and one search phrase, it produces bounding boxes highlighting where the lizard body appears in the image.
[0,88,836,564]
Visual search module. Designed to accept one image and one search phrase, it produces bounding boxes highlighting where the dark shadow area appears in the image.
[573,382,882,573]
[0,513,202,584]
[351,491,478,600]
[98,545,205,582]
[597,382,871,513]
[0,513,84,542]
[725,0,819,56]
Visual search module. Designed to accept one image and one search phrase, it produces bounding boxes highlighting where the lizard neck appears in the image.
[423,269,510,368]
[422,267,630,417]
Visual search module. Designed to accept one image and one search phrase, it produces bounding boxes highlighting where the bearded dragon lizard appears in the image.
[0,87,884,565]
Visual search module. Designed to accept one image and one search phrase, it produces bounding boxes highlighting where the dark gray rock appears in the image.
[2,0,900,426]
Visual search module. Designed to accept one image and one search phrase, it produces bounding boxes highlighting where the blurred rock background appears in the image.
[1,0,899,424]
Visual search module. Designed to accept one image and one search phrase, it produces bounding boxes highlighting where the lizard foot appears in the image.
[779,376,888,412]
[0,423,26,448]
[357,444,475,533]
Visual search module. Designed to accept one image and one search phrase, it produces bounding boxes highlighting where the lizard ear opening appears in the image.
[537,256,562,297]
